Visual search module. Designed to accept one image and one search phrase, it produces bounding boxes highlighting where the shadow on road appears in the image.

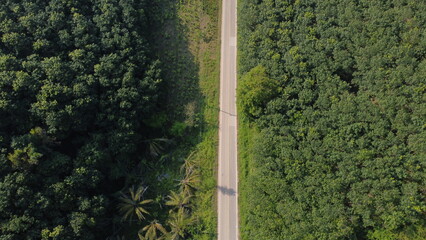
[217,186,236,196]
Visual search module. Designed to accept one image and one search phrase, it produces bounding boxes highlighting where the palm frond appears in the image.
[139,220,168,240]
[117,185,152,221]
[180,151,197,174]
[144,138,172,158]
[167,208,193,240]
[179,170,199,195]
[165,191,192,209]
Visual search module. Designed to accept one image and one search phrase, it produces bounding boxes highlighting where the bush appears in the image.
[237,65,279,120]
[170,121,187,137]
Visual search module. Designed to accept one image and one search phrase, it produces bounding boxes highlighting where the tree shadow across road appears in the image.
[217,186,236,196]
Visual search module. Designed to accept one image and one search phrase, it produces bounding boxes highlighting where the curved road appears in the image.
[218,0,238,239]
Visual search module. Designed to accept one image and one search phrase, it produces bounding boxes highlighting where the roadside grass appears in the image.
[148,0,220,239]
[237,113,259,240]
[236,0,258,238]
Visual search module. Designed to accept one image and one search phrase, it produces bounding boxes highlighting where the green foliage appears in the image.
[0,0,167,238]
[7,143,42,170]
[166,191,192,210]
[148,0,221,236]
[368,224,426,240]
[239,0,426,239]
[167,208,194,240]
[238,65,279,119]
[0,0,220,238]
[118,186,153,222]
[41,225,65,240]
[144,112,168,129]
[139,220,168,240]
[170,122,187,137]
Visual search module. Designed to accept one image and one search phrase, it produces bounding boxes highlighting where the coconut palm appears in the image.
[167,208,193,240]
[118,185,153,221]
[143,138,172,158]
[165,191,192,210]
[138,220,167,240]
[179,168,199,195]
[180,151,197,175]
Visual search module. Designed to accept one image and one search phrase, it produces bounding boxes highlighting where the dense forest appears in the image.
[0,0,218,239]
[238,0,426,239]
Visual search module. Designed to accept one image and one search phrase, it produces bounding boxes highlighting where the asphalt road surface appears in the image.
[217,0,238,239]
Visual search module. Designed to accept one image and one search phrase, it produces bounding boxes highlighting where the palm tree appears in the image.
[118,185,153,221]
[179,168,199,195]
[167,208,193,240]
[180,151,197,175]
[165,191,192,210]
[138,220,167,240]
[143,138,172,158]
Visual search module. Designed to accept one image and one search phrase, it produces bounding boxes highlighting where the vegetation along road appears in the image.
[218,0,239,239]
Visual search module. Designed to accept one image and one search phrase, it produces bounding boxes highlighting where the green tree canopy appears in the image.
[238,65,280,119]
[239,0,426,239]
[0,0,165,238]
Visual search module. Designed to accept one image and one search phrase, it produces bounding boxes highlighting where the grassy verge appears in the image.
[236,1,257,239]
[237,115,259,240]
[238,116,259,240]
[182,1,221,238]
[148,0,220,239]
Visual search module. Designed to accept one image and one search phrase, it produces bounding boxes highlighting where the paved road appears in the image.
[217,0,238,239]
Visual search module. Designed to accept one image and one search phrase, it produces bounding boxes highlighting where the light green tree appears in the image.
[237,65,280,119]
